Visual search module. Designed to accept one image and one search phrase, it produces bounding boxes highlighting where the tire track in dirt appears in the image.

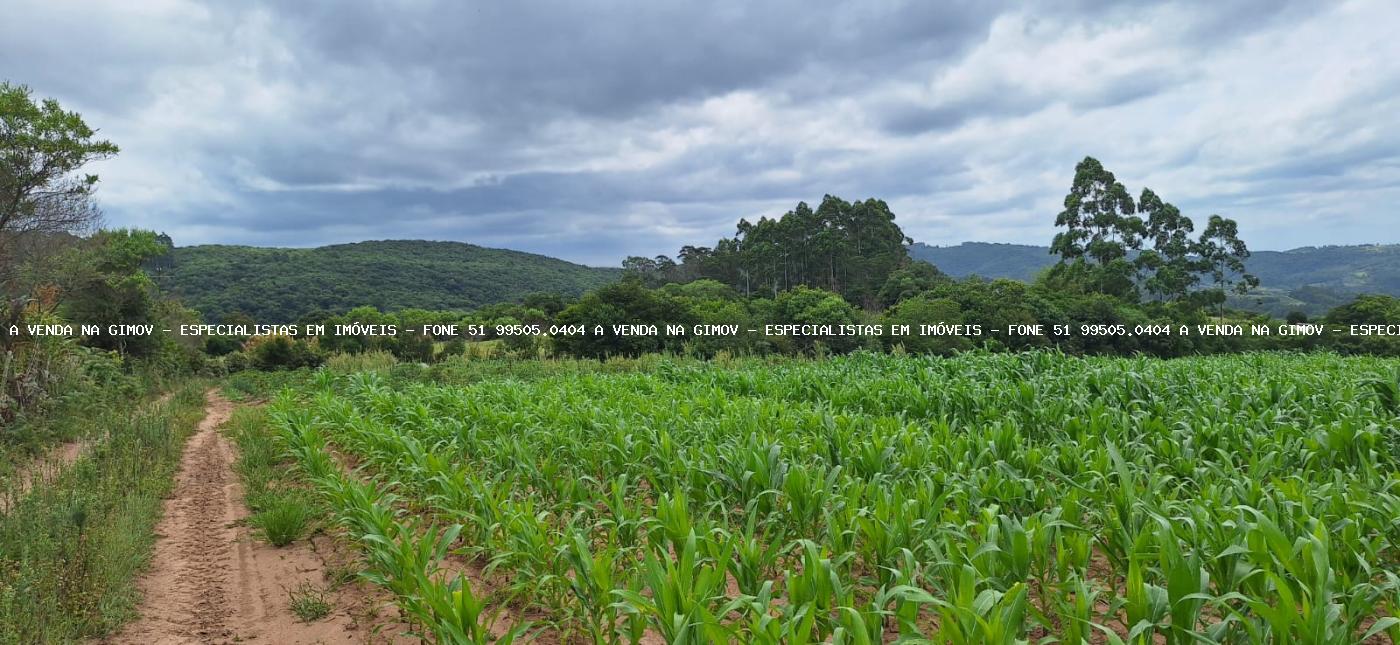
[108,390,237,644]
[107,390,404,644]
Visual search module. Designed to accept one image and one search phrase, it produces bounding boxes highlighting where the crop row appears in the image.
[271,352,1400,643]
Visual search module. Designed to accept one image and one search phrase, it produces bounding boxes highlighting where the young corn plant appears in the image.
[930,566,1030,645]
[409,570,527,645]
[561,531,625,644]
[612,531,745,644]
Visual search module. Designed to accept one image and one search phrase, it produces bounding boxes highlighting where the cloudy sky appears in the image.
[4,1,1398,266]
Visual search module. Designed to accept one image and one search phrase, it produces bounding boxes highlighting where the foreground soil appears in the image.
[106,390,404,645]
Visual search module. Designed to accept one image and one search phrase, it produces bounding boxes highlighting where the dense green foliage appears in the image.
[625,195,912,308]
[0,338,152,470]
[1046,157,1255,306]
[3,230,204,429]
[160,241,621,322]
[555,281,698,358]
[1,85,172,429]
[2,83,199,433]
[1323,294,1400,356]
[48,229,201,360]
[207,277,1392,369]
[273,352,1400,643]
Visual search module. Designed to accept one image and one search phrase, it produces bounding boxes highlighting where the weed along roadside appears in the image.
[0,392,179,516]
[223,401,415,644]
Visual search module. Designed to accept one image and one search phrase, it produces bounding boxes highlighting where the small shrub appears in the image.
[204,335,245,357]
[246,335,323,371]
[438,338,466,359]
[221,351,251,373]
[465,339,502,360]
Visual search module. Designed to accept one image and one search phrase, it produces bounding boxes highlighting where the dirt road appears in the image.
[107,390,393,645]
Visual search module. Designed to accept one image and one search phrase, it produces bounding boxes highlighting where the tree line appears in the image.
[232,156,1394,364]
[631,157,1258,314]
[622,195,911,308]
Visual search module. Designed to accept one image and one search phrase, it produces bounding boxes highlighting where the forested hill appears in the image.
[159,241,621,322]
[909,242,1400,316]
[156,237,1400,322]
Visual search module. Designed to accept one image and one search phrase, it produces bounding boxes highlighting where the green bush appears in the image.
[249,495,315,547]
[247,336,323,371]
[772,286,863,354]
[880,295,973,355]
[204,335,245,356]
[221,351,251,373]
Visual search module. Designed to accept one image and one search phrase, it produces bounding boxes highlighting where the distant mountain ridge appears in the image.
[158,238,1398,322]
[161,240,621,322]
[908,242,1053,283]
[909,242,1400,316]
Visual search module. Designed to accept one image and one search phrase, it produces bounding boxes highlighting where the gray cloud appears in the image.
[1,0,1397,266]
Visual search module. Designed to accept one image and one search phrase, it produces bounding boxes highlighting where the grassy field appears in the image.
[269,352,1400,643]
